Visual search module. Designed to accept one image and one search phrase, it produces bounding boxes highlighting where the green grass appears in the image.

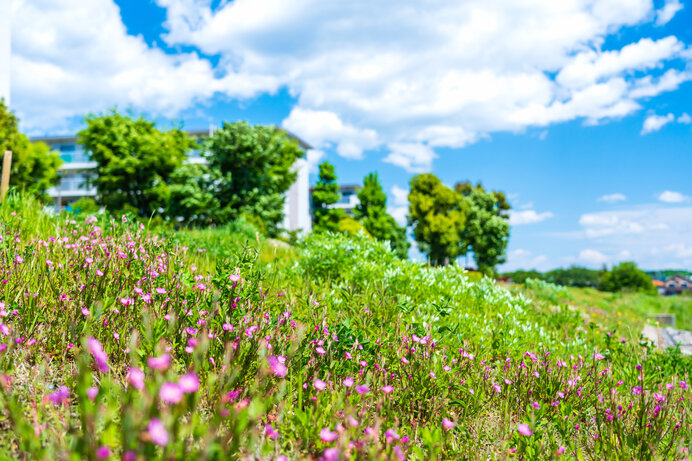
[0,192,690,460]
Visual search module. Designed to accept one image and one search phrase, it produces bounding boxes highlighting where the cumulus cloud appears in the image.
[573,206,692,269]
[641,113,675,134]
[383,143,436,173]
[597,193,626,203]
[387,185,409,226]
[10,0,692,162]
[501,248,549,271]
[509,209,554,225]
[281,108,378,159]
[578,249,609,266]
[658,190,689,203]
[655,0,684,26]
[678,113,691,124]
[305,149,326,174]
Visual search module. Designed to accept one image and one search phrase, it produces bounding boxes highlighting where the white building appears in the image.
[32,128,313,234]
[0,0,10,104]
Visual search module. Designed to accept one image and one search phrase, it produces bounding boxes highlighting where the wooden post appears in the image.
[0,151,11,202]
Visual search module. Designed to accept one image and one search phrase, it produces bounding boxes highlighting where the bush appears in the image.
[599,261,656,294]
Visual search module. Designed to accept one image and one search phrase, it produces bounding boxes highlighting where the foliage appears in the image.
[166,163,221,227]
[599,261,656,294]
[1,193,691,460]
[408,173,467,266]
[205,121,304,236]
[546,266,602,288]
[312,161,344,233]
[354,172,410,259]
[336,215,370,237]
[0,99,62,200]
[456,182,510,275]
[503,269,545,284]
[78,110,192,218]
[69,197,101,215]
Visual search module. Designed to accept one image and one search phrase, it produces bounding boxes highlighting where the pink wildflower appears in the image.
[268,356,288,378]
[517,423,533,436]
[442,418,455,430]
[381,385,394,394]
[343,377,354,387]
[147,419,168,446]
[320,428,338,443]
[127,368,145,390]
[87,337,109,373]
[87,386,98,401]
[147,354,171,370]
[159,382,183,403]
[355,385,370,395]
[314,379,327,391]
[179,373,200,393]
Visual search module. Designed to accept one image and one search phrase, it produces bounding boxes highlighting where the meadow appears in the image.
[0,193,691,460]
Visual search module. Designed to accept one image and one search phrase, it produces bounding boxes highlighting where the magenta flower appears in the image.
[593,353,606,360]
[95,446,110,460]
[381,385,394,394]
[385,428,400,441]
[229,274,240,282]
[319,428,338,443]
[147,354,171,370]
[343,377,354,387]
[160,382,183,403]
[323,448,339,461]
[87,337,109,373]
[47,386,70,405]
[493,383,501,393]
[355,385,370,395]
[268,356,288,377]
[81,308,90,317]
[632,386,642,395]
[179,373,200,393]
[155,288,167,294]
[442,418,455,430]
[314,379,327,391]
[87,386,98,401]
[127,368,145,390]
[557,446,566,455]
[517,423,533,436]
[148,419,169,446]
[316,346,326,354]
[266,424,279,439]
[531,402,541,409]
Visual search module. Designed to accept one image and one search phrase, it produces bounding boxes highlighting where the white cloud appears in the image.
[658,190,689,203]
[578,249,609,266]
[281,108,378,159]
[509,209,554,225]
[678,113,691,124]
[641,113,675,134]
[556,37,683,89]
[387,185,409,226]
[305,149,326,174]
[501,248,549,271]
[597,193,626,203]
[573,206,692,269]
[655,0,684,26]
[10,0,692,161]
[383,143,436,173]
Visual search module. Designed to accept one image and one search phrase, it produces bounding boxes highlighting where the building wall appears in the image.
[0,0,10,105]
[282,158,312,234]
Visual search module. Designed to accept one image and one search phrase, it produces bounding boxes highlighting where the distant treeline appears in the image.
[503,262,660,294]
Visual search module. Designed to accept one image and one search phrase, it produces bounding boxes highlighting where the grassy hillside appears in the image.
[0,193,690,459]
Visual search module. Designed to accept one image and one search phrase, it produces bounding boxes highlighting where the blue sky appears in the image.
[5,0,692,270]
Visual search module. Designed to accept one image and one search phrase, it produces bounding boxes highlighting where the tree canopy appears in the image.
[354,172,410,259]
[0,99,62,200]
[78,110,192,217]
[408,174,467,266]
[205,122,304,236]
[599,261,656,294]
[312,161,344,233]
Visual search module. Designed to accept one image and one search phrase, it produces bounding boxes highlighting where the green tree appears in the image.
[545,266,601,288]
[166,163,222,227]
[312,161,344,233]
[0,99,62,200]
[205,122,304,236]
[408,173,467,266]
[78,110,192,217]
[456,182,511,275]
[354,172,410,259]
[598,261,656,294]
[503,270,545,284]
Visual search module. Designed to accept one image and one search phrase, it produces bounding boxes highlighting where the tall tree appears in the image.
[0,99,62,200]
[205,122,304,236]
[166,163,222,227]
[456,182,511,275]
[599,262,656,294]
[354,172,410,259]
[408,173,467,266]
[312,161,344,233]
[78,110,192,217]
